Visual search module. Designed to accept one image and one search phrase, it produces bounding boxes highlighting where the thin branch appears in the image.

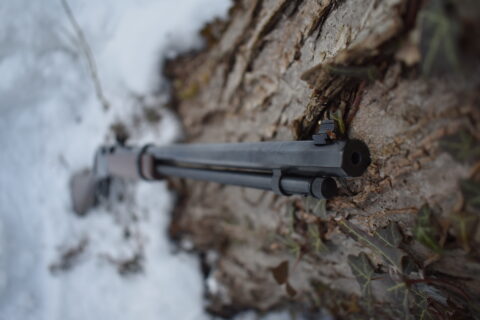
[60,0,111,111]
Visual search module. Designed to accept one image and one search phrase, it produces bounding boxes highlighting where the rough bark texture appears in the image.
[165,0,480,318]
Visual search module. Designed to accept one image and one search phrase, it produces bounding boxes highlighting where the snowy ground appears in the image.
[0,0,316,319]
[0,1,243,319]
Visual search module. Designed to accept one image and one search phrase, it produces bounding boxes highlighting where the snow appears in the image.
[0,1,232,319]
[0,0,327,318]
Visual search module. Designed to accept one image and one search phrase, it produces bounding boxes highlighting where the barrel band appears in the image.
[272,169,288,196]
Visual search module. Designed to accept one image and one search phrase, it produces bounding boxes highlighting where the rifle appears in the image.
[70,121,370,215]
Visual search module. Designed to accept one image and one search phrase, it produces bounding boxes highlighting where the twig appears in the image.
[60,0,111,111]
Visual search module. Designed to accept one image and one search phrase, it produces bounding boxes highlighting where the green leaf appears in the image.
[460,179,480,212]
[414,205,443,253]
[373,222,403,248]
[372,222,418,278]
[386,281,411,318]
[340,221,405,268]
[439,130,480,163]
[411,288,436,320]
[348,252,375,298]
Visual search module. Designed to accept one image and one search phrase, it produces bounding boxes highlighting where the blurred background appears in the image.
[0,1,287,319]
[5,1,477,319]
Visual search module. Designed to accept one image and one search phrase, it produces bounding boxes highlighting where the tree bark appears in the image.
[165,0,480,318]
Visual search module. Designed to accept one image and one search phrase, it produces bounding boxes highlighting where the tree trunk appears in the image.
[165,0,480,318]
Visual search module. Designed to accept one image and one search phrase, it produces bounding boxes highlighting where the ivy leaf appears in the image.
[340,221,405,269]
[373,222,403,248]
[411,288,436,320]
[414,205,443,254]
[386,281,410,317]
[348,252,375,299]
[460,179,480,212]
[439,130,480,163]
[270,260,289,285]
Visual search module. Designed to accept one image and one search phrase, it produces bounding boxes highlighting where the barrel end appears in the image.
[341,140,371,177]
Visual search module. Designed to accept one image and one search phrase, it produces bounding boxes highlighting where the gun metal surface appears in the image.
[71,136,370,215]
